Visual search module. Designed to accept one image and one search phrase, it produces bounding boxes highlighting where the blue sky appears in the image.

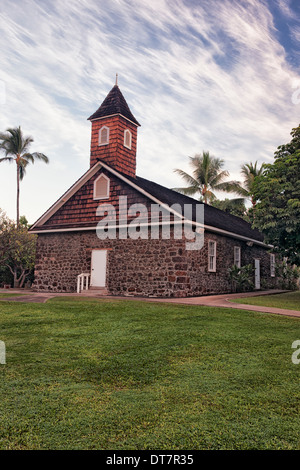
[1,0,300,224]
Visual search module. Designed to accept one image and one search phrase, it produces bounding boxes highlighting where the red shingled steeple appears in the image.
[88,83,140,177]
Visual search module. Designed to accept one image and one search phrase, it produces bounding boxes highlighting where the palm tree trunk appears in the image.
[203,185,207,204]
[16,161,20,226]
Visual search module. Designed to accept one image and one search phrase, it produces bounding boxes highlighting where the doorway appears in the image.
[91,250,107,287]
[254,259,260,290]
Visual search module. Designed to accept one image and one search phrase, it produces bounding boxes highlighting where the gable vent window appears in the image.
[98,126,109,146]
[124,129,132,149]
[94,174,110,200]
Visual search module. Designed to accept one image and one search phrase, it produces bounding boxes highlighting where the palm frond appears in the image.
[173,168,199,188]
[0,125,49,224]
[19,164,26,181]
[174,151,239,205]
[29,152,49,163]
[21,153,34,164]
[215,180,246,194]
[30,152,49,163]
[18,159,29,181]
[229,197,247,205]
[172,186,201,197]
[209,169,230,187]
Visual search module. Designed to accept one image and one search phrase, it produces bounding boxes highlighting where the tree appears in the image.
[253,125,300,264]
[210,197,247,218]
[173,151,240,204]
[0,126,49,225]
[234,161,266,208]
[228,264,254,292]
[0,211,36,288]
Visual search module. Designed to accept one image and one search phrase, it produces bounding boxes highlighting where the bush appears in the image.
[228,264,254,292]
[0,265,13,287]
[276,261,300,290]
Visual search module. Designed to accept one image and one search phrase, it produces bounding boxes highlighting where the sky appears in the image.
[1,0,300,224]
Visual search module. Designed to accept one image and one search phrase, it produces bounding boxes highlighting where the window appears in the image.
[124,129,132,149]
[93,173,110,200]
[208,240,216,272]
[270,253,276,277]
[98,126,109,146]
[234,246,241,268]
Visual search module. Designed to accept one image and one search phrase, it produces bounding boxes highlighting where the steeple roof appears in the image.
[88,85,140,126]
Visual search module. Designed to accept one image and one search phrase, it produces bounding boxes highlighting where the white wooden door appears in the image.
[254,259,260,290]
[91,250,107,287]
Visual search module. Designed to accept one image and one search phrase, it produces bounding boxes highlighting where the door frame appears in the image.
[90,249,107,287]
[254,259,260,290]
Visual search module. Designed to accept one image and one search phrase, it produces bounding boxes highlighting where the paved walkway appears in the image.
[0,288,299,318]
[150,290,300,318]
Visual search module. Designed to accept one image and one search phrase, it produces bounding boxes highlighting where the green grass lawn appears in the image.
[0,296,300,450]
[231,291,300,311]
[0,293,26,298]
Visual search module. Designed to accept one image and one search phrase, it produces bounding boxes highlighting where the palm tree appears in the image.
[173,151,241,204]
[0,126,49,225]
[234,161,266,208]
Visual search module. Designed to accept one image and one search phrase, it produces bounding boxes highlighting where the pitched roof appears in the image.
[87,85,140,126]
[126,174,265,243]
[30,159,266,245]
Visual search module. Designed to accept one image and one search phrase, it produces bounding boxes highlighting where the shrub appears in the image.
[228,264,254,292]
[276,261,300,290]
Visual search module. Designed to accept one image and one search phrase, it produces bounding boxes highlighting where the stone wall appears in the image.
[33,228,278,296]
[187,233,278,296]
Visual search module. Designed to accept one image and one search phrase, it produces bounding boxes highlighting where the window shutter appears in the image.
[234,246,241,268]
[270,254,275,277]
[208,241,216,272]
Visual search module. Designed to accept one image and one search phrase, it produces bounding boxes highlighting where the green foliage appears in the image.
[0,126,49,224]
[275,261,300,290]
[210,197,246,218]
[0,211,36,287]
[173,151,240,204]
[238,161,266,207]
[253,125,300,264]
[228,264,254,292]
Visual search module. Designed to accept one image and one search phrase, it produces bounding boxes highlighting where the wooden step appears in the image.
[79,287,108,296]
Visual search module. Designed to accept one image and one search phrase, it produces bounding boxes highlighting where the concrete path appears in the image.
[0,288,299,318]
[149,290,300,318]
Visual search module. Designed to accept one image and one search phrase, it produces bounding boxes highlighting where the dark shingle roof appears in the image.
[88,85,140,126]
[126,174,264,242]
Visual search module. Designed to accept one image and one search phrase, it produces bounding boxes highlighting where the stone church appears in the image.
[30,83,277,297]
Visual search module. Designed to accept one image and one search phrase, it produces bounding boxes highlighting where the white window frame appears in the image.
[234,246,241,268]
[98,126,109,146]
[208,240,217,272]
[93,173,110,200]
[270,253,276,277]
[124,129,132,149]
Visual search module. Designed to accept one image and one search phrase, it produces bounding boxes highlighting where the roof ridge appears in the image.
[131,174,264,241]
[88,85,140,126]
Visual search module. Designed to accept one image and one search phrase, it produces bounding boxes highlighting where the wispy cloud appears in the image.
[0,0,300,222]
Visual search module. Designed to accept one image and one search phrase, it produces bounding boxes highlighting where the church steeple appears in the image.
[88,83,140,177]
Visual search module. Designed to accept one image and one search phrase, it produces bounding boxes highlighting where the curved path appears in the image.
[0,288,299,318]
[152,290,300,318]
